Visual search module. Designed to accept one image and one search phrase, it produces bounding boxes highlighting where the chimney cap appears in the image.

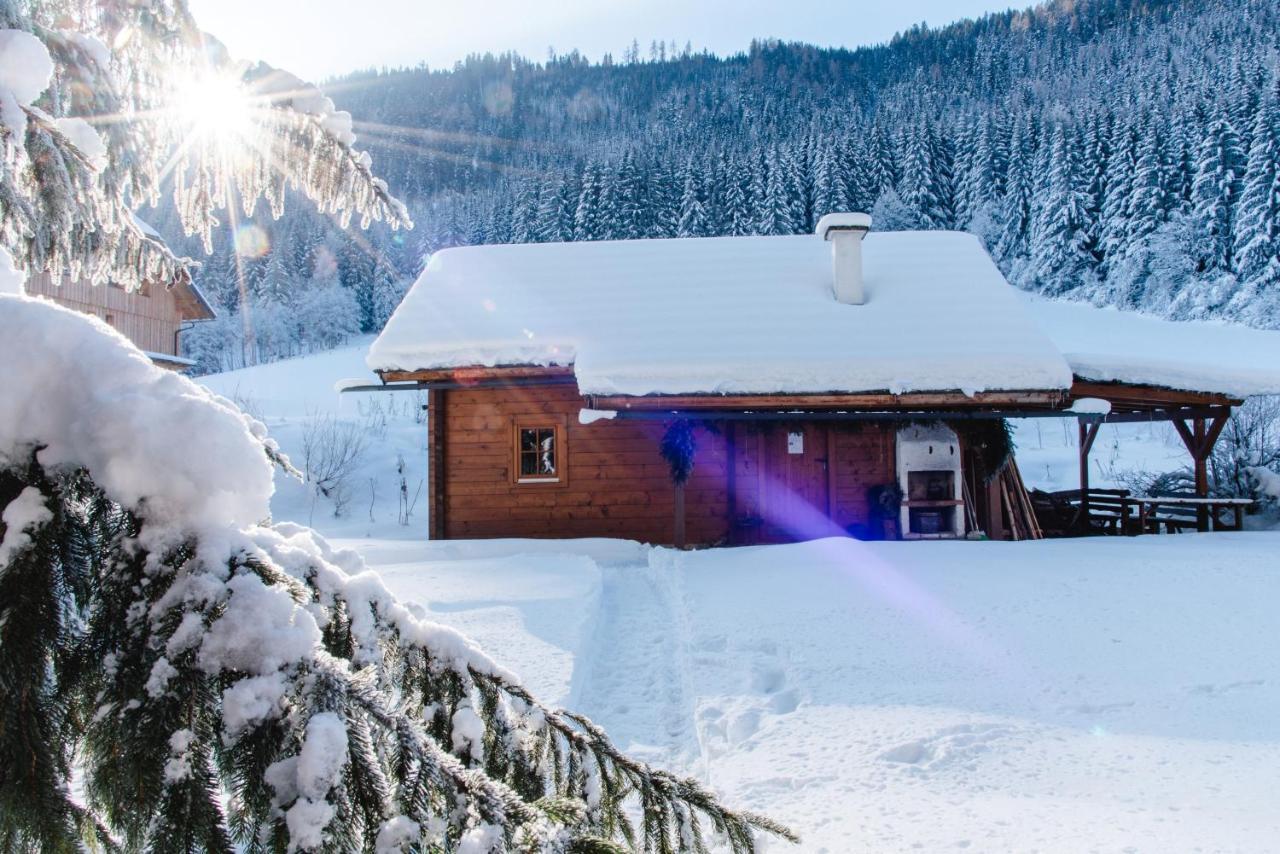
[816,212,872,240]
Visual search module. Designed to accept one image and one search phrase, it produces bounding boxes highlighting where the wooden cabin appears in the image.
[25,260,215,370]
[362,214,1280,546]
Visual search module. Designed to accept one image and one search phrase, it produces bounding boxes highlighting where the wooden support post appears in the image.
[427,388,448,540]
[1193,417,1209,531]
[1077,418,1101,534]
[726,422,737,545]
[985,477,1006,540]
[674,482,687,549]
[1172,409,1231,533]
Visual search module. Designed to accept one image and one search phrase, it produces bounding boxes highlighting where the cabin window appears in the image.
[512,418,566,484]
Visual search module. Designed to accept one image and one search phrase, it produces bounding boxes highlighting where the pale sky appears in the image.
[188,0,1017,83]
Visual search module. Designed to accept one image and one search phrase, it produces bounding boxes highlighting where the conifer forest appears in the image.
[169,0,1280,372]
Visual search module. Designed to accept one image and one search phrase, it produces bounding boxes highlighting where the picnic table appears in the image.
[1131,495,1254,533]
[1030,488,1254,536]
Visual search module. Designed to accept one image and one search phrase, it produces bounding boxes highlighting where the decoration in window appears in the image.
[519,426,557,479]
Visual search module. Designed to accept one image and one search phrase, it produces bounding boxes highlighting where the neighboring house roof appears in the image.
[131,212,216,321]
[171,278,216,321]
[142,350,198,368]
[369,231,1280,398]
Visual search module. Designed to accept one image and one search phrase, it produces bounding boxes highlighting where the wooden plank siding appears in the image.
[433,384,901,546]
[26,272,187,357]
[437,384,731,544]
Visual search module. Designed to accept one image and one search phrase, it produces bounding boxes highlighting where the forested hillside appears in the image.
[167,0,1280,372]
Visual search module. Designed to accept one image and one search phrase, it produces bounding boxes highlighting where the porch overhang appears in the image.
[361,366,1244,423]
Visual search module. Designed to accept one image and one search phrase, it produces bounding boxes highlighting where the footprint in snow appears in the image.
[1187,679,1265,696]
[878,723,1019,772]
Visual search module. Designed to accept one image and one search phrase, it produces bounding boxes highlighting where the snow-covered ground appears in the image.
[201,338,429,539]
[199,349,1280,851]
[331,534,1280,852]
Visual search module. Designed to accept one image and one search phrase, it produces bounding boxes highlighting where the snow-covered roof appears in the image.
[370,232,1074,396]
[370,231,1280,399]
[1024,296,1280,398]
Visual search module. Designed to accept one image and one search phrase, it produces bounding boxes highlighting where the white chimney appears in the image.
[816,212,872,305]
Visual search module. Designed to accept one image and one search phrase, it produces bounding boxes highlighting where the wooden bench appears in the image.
[1132,495,1253,533]
[1031,488,1141,536]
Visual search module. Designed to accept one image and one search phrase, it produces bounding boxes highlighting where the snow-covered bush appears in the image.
[1210,397,1280,501]
[0,294,790,851]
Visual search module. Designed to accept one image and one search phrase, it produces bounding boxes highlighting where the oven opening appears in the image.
[906,470,956,535]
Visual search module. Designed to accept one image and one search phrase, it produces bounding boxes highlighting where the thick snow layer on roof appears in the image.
[1024,295,1280,397]
[370,232,1074,396]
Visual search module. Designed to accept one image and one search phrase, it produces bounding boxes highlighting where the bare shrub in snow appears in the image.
[1120,397,1280,504]
[395,453,424,526]
[301,413,367,519]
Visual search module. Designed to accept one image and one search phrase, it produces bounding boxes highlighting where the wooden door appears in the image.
[757,423,835,543]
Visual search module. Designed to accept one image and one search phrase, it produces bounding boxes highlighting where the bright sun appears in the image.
[172,70,255,154]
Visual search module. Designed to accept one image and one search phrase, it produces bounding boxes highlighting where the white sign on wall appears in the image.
[787,431,804,455]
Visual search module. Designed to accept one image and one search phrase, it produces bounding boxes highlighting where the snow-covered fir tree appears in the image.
[1233,76,1280,294]
[0,2,792,851]
[1028,125,1097,294]
[1190,116,1245,275]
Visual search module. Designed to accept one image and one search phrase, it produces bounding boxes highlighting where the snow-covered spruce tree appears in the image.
[0,0,407,293]
[0,3,792,851]
[993,116,1034,272]
[0,297,792,853]
[1028,125,1097,295]
[1232,76,1280,297]
[1190,116,1244,275]
[676,159,708,238]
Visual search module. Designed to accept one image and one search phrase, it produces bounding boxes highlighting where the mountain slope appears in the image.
[163,0,1280,371]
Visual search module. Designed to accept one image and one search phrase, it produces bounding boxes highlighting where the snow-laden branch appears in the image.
[0,295,789,851]
[0,4,410,293]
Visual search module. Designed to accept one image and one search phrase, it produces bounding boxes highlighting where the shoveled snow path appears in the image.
[575,557,699,768]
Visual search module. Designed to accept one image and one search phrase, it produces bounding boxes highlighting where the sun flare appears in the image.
[172,69,256,154]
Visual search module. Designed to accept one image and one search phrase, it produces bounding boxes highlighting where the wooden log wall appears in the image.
[434,385,900,546]
[438,384,731,544]
[829,427,897,534]
[25,273,185,356]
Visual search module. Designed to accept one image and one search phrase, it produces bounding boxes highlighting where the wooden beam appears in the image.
[1194,417,1209,530]
[1204,410,1230,454]
[1100,407,1228,425]
[673,482,687,549]
[1172,410,1232,461]
[1070,380,1241,409]
[587,390,1067,412]
[1170,409,1232,531]
[985,477,1006,540]
[824,426,837,521]
[1080,419,1102,456]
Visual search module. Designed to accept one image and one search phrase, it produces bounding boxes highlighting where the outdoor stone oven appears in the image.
[896,423,965,539]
